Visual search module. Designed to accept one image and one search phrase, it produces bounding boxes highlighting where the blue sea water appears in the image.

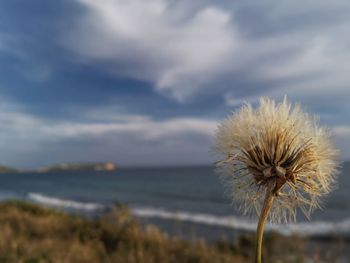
[0,162,349,238]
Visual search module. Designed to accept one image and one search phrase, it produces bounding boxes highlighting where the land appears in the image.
[0,163,119,173]
[0,165,17,173]
[36,162,118,173]
[0,201,346,263]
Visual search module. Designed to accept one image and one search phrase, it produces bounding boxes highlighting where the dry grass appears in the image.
[0,201,335,263]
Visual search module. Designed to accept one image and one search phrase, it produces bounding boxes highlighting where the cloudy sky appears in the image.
[0,0,349,168]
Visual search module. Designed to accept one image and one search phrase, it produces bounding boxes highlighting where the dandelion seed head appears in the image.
[215,97,339,223]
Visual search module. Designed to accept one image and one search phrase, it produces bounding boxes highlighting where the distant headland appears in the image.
[0,163,118,173]
[0,165,18,173]
[37,162,118,173]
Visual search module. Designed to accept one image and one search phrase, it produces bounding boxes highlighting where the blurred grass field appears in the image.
[0,201,345,263]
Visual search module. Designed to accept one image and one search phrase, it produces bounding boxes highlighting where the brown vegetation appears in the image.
[0,201,342,263]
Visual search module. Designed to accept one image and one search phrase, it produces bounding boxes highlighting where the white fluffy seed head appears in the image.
[214,97,339,223]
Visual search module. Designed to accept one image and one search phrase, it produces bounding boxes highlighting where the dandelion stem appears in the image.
[255,186,274,263]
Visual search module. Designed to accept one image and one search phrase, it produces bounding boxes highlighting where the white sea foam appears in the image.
[28,193,104,211]
[26,193,350,237]
[132,206,350,237]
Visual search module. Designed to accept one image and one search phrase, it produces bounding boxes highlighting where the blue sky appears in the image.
[0,0,349,168]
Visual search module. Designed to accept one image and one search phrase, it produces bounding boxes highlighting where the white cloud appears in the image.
[57,0,350,164]
[0,109,217,140]
[65,0,350,104]
[0,108,218,167]
[0,104,348,168]
[41,117,217,139]
[66,0,236,100]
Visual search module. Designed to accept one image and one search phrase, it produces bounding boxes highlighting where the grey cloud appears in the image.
[65,0,237,101]
[65,0,350,105]
[0,107,217,168]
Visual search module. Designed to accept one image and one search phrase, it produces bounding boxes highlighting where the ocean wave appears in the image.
[25,193,350,237]
[132,206,350,236]
[28,193,104,211]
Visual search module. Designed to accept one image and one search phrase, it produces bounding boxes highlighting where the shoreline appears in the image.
[25,192,350,242]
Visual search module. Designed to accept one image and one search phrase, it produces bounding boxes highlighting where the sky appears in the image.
[0,0,349,168]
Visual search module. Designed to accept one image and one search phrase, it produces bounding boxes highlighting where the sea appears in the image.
[0,162,349,242]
